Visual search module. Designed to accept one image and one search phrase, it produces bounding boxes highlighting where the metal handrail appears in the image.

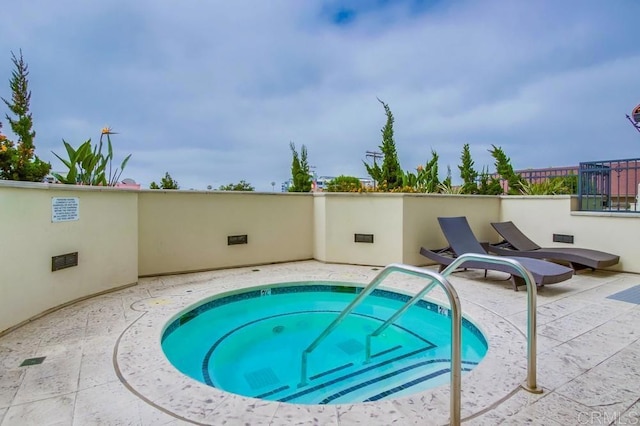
[440,253,542,394]
[364,279,438,363]
[361,254,542,393]
[298,263,463,426]
[297,254,540,426]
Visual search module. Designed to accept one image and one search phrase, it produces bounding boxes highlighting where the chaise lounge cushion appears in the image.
[419,217,574,290]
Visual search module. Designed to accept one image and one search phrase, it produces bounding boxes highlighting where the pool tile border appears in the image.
[115,273,528,424]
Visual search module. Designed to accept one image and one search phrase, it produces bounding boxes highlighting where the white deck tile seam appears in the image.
[111,309,222,425]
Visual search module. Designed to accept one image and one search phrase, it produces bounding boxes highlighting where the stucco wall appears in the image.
[313,196,327,261]
[499,196,639,272]
[138,191,314,275]
[3,185,640,334]
[317,193,404,266]
[403,195,501,265]
[0,182,138,333]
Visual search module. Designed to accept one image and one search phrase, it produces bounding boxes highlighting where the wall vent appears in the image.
[51,252,78,271]
[354,234,374,243]
[553,234,574,244]
[228,235,248,245]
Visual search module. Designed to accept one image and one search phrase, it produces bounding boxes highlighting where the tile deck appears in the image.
[1,260,639,425]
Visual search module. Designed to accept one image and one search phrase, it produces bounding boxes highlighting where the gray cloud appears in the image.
[1,0,638,190]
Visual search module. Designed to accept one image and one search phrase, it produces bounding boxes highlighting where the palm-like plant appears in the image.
[52,127,131,186]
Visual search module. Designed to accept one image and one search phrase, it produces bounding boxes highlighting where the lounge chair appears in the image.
[488,221,620,271]
[419,216,574,291]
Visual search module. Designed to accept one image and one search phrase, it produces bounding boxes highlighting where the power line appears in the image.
[365,151,383,190]
[365,151,383,162]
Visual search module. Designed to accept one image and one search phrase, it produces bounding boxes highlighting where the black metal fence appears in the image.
[578,158,640,212]
[513,158,640,212]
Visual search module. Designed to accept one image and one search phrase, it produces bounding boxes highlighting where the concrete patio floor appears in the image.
[1,260,639,425]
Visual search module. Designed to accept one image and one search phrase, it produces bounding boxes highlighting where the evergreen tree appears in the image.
[477,166,503,195]
[0,50,50,181]
[150,172,179,189]
[219,180,254,191]
[365,98,402,190]
[288,142,311,192]
[458,143,478,194]
[422,150,440,193]
[490,145,524,195]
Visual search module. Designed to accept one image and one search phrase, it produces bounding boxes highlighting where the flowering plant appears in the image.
[52,127,131,186]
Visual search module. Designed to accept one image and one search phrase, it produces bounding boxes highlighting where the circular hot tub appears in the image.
[162,282,487,405]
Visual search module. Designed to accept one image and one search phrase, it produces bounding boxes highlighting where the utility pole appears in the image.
[365,150,383,190]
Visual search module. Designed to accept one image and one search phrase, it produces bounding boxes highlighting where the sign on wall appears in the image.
[52,197,79,222]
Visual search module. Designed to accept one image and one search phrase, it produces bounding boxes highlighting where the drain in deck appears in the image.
[20,356,46,367]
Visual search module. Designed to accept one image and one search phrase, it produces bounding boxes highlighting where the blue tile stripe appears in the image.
[201,309,437,387]
[277,346,442,403]
[162,283,487,349]
[310,362,355,381]
[363,366,473,402]
[283,358,478,404]
[371,344,402,359]
[254,385,290,399]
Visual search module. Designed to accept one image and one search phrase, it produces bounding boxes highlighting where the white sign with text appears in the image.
[52,197,79,222]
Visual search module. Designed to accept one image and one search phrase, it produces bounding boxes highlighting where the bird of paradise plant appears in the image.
[52,127,131,186]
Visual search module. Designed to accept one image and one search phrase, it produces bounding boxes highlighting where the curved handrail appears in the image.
[298,254,540,426]
[298,263,463,426]
[440,253,542,394]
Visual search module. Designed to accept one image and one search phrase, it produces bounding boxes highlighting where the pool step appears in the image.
[264,357,477,404]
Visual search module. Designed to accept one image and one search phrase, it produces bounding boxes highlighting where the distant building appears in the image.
[497,161,640,210]
[281,179,292,192]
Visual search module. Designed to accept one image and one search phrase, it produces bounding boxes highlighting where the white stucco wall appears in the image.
[317,193,404,266]
[138,191,314,276]
[499,196,638,272]
[0,182,138,333]
[3,185,639,334]
[403,194,501,265]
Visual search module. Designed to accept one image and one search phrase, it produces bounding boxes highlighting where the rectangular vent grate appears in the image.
[354,234,374,243]
[553,234,574,244]
[52,252,78,271]
[228,234,248,245]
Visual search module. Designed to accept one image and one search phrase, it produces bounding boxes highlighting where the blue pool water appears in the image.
[161,282,488,405]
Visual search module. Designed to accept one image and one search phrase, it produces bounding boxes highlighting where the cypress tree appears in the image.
[0,50,50,181]
[365,98,402,190]
[458,143,479,194]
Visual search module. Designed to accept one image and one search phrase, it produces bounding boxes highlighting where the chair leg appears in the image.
[511,275,528,291]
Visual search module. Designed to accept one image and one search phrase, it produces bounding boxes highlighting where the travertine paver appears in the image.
[0,260,638,425]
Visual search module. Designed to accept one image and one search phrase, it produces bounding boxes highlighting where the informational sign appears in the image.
[52,197,79,222]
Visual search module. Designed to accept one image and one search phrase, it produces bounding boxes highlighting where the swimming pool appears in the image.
[161,282,488,405]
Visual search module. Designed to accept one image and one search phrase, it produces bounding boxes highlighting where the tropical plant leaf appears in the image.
[52,151,72,170]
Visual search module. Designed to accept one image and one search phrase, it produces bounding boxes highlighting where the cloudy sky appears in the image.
[1,0,639,191]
